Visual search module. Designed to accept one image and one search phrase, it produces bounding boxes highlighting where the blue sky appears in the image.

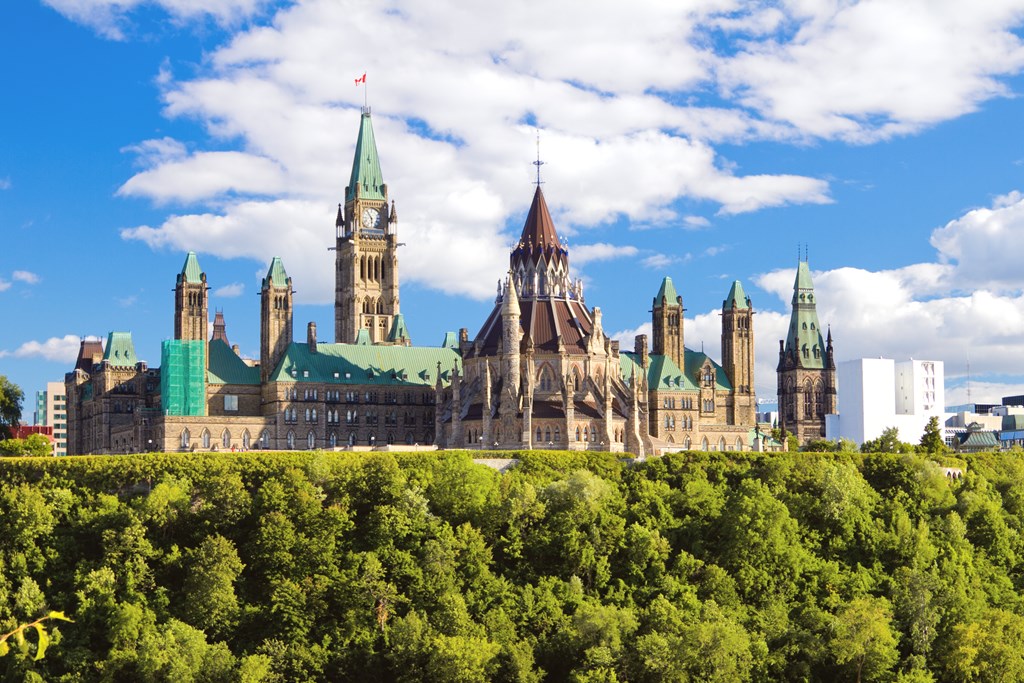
[4,0,1024,421]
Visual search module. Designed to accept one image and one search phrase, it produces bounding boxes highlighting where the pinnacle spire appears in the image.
[346,110,385,202]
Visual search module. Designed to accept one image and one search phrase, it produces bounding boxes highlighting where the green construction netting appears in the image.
[160,340,206,416]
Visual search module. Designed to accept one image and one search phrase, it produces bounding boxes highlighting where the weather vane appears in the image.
[533,129,545,188]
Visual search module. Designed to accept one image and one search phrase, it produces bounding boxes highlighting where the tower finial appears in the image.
[533,128,545,188]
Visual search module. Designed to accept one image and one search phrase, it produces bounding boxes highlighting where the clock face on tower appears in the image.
[361,207,381,229]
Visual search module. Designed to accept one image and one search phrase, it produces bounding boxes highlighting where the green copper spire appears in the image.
[179,251,203,284]
[654,276,680,305]
[724,280,750,309]
[346,111,385,202]
[263,257,289,288]
[784,260,826,369]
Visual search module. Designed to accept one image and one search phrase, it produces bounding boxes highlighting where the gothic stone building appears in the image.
[67,108,770,455]
[776,258,837,444]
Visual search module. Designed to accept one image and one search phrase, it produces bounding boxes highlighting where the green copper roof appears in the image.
[103,332,138,367]
[263,257,289,288]
[441,331,458,349]
[180,251,203,284]
[620,348,732,392]
[795,260,814,292]
[387,314,411,343]
[784,260,826,369]
[207,339,260,385]
[724,280,749,310]
[354,329,371,345]
[269,342,461,386]
[346,112,385,202]
[654,277,680,305]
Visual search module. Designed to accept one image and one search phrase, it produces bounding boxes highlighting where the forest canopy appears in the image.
[0,448,1021,682]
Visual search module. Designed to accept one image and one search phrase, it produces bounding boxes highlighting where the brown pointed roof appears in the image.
[511,187,569,271]
[519,186,562,249]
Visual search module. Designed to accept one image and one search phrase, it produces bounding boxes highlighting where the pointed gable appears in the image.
[103,332,138,367]
[346,111,386,202]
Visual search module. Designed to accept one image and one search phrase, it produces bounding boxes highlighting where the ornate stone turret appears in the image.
[652,276,683,370]
[174,251,208,343]
[260,257,293,385]
[777,259,837,443]
[722,280,755,425]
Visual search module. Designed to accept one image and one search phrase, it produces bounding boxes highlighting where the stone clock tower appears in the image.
[334,108,401,344]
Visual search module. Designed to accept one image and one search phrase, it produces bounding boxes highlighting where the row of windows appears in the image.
[283,389,433,405]
[663,415,695,430]
[662,397,695,410]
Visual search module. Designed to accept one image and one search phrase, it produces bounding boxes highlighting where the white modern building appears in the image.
[825,358,944,446]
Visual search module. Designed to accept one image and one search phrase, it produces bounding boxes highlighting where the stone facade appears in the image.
[66,109,768,456]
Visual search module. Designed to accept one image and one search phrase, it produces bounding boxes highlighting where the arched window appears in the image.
[735,437,743,451]
[201,429,211,449]
[544,427,551,443]
[719,437,726,451]
[538,367,553,392]
[405,432,415,445]
[242,430,251,449]
[287,431,295,449]
[576,426,582,442]
[305,408,311,422]
[387,433,395,445]
[583,426,589,442]
[222,429,231,449]
[684,436,691,449]
[259,430,269,448]
[329,432,337,447]
[180,428,190,449]
[307,431,316,449]
[701,437,709,451]
[348,432,356,446]
[554,427,560,442]
[536,426,543,443]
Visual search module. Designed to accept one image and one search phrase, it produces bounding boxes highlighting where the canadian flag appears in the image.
[354,73,366,85]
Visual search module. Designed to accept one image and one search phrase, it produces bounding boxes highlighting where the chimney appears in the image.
[307,322,317,353]
[634,334,649,369]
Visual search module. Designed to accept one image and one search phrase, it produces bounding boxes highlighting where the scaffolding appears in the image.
[160,340,206,416]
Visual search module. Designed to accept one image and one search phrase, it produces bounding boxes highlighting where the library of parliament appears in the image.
[66,109,834,455]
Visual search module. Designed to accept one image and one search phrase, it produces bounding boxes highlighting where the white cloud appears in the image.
[752,191,1024,393]
[12,271,40,285]
[641,254,677,270]
[715,0,1024,142]
[214,282,245,297]
[111,0,844,303]
[41,0,270,40]
[683,216,711,229]
[0,335,83,363]
[118,151,288,204]
[571,243,639,267]
[0,279,10,292]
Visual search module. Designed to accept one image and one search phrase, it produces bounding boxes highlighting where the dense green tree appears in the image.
[919,416,945,454]
[830,597,899,683]
[0,376,23,440]
[941,608,1024,683]
[862,427,914,454]
[0,434,51,457]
